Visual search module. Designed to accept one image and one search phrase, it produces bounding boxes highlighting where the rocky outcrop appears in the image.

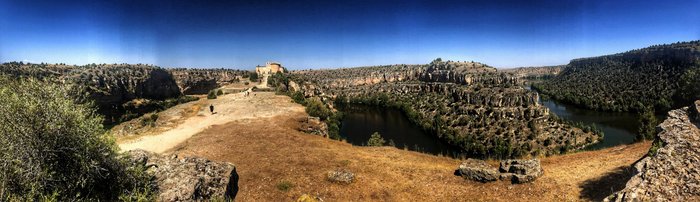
[327,169,355,184]
[457,159,500,182]
[126,150,239,201]
[298,116,329,137]
[458,158,543,184]
[498,159,544,184]
[607,101,700,201]
[0,63,186,123]
[169,68,245,94]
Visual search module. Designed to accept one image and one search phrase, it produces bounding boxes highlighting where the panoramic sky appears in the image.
[0,0,698,69]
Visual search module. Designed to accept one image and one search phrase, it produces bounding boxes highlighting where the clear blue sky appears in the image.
[0,0,698,69]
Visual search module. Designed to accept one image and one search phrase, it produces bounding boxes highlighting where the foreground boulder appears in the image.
[126,150,239,201]
[457,159,500,182]
[457,158,543,183]
[327,169,355,184]
[607,101,700,201]
[499,159,544,184]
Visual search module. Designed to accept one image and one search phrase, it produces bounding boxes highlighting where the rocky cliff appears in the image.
[290,59,601,158]
[0,63,250,124]
[0,63,185,123]
[607,100,700,201]
[169,68,246,94]
[534,40,700,112]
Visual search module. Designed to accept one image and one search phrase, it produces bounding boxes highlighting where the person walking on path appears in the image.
[210,104,214,114]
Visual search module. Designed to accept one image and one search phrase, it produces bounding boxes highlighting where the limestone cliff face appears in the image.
[608,100,700,201]
[291,59,600,158]
[0,63,184,123]
[168,69,245,94]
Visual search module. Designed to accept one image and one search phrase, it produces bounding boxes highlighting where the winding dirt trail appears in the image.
[117,75,301,153]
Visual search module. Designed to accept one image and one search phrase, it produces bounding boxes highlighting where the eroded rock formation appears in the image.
[168,68,246,94]
[457,158,543,184]
[126,150,239,201]
[607,101,700,201]
[290,58,600,158]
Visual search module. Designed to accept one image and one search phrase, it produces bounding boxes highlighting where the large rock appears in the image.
[327,169,355,184]
[607,101,700,201]
[499,159,543,183]
[126,150,239,201]
[457,158,543,184]
[298,116,329,137]
[457,159,499,182]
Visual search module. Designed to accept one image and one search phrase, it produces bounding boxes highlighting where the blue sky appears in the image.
[0,0,698,69]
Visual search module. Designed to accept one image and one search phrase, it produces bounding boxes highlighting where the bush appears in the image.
[0,77,155,200]
[276,181,294,192]
[216,89,224,96]
[208,90,217,99]
[249,72,259,82]
[367,132,385,146]
[140,113,159,127]
[305,98,332,120]
[291,91,306,104]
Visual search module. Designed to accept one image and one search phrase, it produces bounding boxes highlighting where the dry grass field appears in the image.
[155,93,651,201]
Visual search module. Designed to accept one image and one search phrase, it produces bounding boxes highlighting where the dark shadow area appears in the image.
[579,165,636,201]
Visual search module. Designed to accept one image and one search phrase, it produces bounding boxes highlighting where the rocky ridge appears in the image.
[0,62,250,124]
[607,100,700,201]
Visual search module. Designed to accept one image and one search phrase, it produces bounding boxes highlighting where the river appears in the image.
[339,89,641,156]
[338,104,463,157]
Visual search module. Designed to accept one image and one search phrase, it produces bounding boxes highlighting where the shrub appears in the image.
[0,77,155,200]
[216,89,224,96]
[208,90,217,99]
[291,91,306,104]
[305,98,331,120]
[367,132,385,146]
[276,181,294,192]
[140,113,159,127]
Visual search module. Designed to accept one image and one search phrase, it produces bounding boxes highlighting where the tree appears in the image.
[249,72,259,82]
[208,90,218,99]
[0,77,154,200]
[679,65,700,103]
[637,106,658,141]
[367,132,386,146]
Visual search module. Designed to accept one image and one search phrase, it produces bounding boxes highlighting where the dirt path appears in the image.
[117,75,305,153]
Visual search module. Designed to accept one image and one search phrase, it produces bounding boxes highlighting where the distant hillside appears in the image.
[286,58,601,159]
[534,41,700,112]
[503,65,563,81]
[0,62,248,124]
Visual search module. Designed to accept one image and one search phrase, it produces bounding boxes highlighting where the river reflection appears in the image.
[339,104,462,157]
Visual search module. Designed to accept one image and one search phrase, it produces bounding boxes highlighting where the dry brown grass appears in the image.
[171,110,650,201]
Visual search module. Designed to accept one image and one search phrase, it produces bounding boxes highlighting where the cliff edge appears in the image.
[607,100,700,201]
